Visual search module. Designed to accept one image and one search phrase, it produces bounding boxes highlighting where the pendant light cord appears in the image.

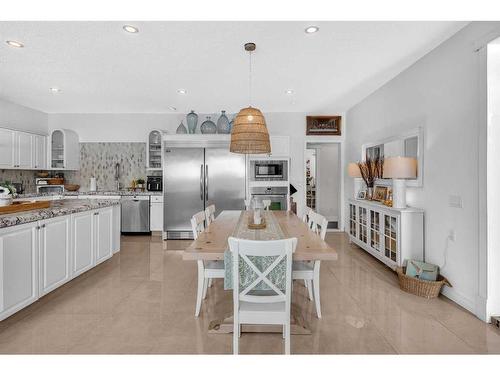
[248,50,252,107]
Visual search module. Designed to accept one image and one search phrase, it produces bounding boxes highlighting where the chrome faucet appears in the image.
[115,163,121,190]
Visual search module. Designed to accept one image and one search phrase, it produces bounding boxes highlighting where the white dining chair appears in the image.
[262,199,271,210]
[205,204,216,225]
[229,236,297,355]
[292,210,328,318]
[302,208,313,226]
[244,199,251,211]
[191,211,225,317]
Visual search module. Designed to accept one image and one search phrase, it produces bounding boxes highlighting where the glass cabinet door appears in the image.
[383,215,398,263]
[358,206,368,244]
[349,204,357,237]
[370,210,381,252]
[148,130,162,169]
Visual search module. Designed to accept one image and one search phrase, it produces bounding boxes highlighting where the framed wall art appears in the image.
[306,116,342,136]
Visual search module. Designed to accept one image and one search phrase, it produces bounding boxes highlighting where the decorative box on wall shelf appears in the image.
[347,198,424,270]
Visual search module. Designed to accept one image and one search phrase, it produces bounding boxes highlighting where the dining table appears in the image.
[183,209,338,334]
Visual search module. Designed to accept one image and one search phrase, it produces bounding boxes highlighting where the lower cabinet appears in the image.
[0,204,121,321]
[0,222,39,321]
[95,207,113,265]
[150,195,163,232]
[348,199,424,269]
[72,210,95,277]
[39,216,71,296]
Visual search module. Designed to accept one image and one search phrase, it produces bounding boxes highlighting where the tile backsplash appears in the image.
[0,142,161,193]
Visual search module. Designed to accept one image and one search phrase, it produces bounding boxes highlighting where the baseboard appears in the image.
[440,287,476,315]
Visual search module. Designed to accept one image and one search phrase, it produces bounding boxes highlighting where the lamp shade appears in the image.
[230,107,271,154]
[347,162,362,177]
[383,157,417,179]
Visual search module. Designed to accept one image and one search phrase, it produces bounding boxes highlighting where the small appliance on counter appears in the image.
[0,186,13,207]
[36,178,65,194]
[147,176,162,192]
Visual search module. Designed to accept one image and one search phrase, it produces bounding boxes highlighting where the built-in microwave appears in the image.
[251,160,288,181]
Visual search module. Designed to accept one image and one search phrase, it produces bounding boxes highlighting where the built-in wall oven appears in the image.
[250,186,288,211]
[251,160,288,181]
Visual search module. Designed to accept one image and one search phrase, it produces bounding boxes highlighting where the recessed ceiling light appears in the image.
[285,89,294,95]
[305,26,319,34]
[50,87,61,93]
[6,40,24,48]
[169,106,177,111]
[177,89,187,95]
[123,25,139,34]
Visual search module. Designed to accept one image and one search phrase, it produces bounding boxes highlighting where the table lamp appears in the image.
[348,162,363,199]
[383,157,417,208]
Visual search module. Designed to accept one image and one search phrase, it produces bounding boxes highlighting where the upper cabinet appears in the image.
[50,129,79,170]
[147,130,163,170]
[0,127,47,170]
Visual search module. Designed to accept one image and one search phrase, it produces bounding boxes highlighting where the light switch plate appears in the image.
[449,195,463,208]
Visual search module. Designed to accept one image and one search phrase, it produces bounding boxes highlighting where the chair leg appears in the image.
[239,324,242,338]
[285,322,290,354]
[202,277,208,299]
[283,324,286,339]
[313,261,321,318]
[306,279,313,301]
[195,261,204,317]
[208,278,213,287]
[233,320,239,354]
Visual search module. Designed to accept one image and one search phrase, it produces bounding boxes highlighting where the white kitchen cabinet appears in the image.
[0,128,15,168]
[71,210,95,278]
[15,131,34,169]
[33,134,47,169]
[39,216,71,296]
[150,195,163,231]
[348,198,424,269]
[95,207,113,265]
[112,204,121,253]
[50,128,80,170]
[0,127,47,170]
[147,130,164,170]
[0,222,39,321]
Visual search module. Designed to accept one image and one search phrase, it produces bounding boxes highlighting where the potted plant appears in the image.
[135,178,145,191]
[357,156,383,200]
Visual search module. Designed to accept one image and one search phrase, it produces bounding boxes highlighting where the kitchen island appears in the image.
[0,198,121,321]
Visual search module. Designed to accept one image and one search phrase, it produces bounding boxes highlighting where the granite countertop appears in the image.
[0,199,120,229]
[16,190,163,199]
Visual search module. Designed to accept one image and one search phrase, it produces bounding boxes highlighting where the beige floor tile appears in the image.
[1,232,498,354]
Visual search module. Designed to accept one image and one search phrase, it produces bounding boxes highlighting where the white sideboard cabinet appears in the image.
[348,198,424,269]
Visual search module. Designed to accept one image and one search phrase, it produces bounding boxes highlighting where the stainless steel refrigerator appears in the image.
[163,146,246,239]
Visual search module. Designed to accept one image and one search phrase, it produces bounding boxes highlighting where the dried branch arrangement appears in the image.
[357,156,384,188]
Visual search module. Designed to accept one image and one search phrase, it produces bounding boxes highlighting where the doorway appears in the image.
[304,142,341,230]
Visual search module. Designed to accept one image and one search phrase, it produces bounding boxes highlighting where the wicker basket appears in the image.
[396,267,451,298]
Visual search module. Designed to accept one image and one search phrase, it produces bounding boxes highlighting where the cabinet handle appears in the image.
[41,224,46,228]
[36,226,40,230]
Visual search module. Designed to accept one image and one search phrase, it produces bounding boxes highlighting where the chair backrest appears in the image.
[302,208,313,227]
[308,211,328,240]
[262,199,271,211]
[190,211,206,240]
[205,204,216,225]
[228,237,297,311]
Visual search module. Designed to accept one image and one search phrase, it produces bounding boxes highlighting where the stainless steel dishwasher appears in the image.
[121,195,150,233]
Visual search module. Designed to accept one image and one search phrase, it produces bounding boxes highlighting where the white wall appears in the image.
[49,111,345,218]
[487,41,500,318]
[345,22,500,316]
[0,98,48,134]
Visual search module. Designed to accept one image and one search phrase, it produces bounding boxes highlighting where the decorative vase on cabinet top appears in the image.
[186,110,198,134]
[216,110,231,134]
[201,116,217,134]
[176,120,187,134]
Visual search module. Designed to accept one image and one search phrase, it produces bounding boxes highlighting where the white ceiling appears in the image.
[0,21,468,114]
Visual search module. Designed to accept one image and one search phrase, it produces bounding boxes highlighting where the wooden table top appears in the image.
[183,210,338,261]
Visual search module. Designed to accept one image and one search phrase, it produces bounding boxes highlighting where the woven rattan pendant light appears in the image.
[230,43,271,154]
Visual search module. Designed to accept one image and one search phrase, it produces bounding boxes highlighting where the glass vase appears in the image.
[186,110,198,134]
[201,116,217,134]
[216,110,231,134]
